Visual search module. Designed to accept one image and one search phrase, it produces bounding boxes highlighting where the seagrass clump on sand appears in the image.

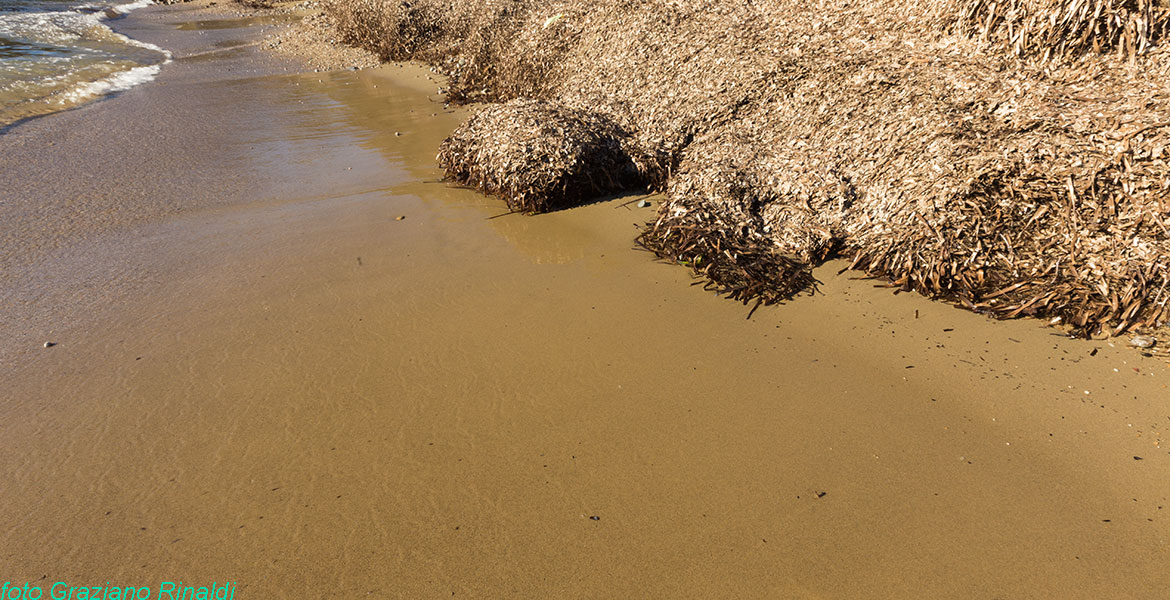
[637,198,821,310]
[436,99,665,214]
[324,0,1170,337]
[328,0,452,62]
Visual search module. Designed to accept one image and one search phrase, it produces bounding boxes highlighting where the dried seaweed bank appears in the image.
[325,0,1170,336]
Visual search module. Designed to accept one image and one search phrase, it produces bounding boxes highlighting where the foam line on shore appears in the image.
[59,63,164,103]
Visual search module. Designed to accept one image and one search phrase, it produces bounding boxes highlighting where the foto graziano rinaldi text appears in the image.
[2,581,236,600]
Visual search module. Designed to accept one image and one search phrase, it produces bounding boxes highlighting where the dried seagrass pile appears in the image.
[326,0,1170,336]
[437,99,663,213]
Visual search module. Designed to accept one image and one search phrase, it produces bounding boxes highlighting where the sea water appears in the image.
[0,0,169,125]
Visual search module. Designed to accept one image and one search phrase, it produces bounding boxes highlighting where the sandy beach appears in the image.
[2,2,1170,597]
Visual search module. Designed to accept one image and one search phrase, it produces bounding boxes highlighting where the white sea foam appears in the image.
[0,10,92,44]
[100,1,175,59]
[108,0,154,15]
[47,4,174,103]
[0,0,170,118]
[71,0,154,16]
[116,29,172,60]
[0,2,162,48]
[58,61,161,102]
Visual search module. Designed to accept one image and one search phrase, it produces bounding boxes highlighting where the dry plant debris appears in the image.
[954,0,1170,61]
[437,99,664,213]
[324,0,1170,336]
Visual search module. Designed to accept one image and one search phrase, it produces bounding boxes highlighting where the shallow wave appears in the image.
[59,60,159,102]
[108,0,153,15]
[0,0,169,124]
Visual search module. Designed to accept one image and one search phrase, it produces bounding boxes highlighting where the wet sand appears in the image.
[2,4,1170,598]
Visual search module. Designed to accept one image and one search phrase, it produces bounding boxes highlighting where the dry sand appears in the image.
[1,3,1170,598]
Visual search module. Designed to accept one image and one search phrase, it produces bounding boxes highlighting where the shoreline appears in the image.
[2,2,1170,597]
[0,0,171,128]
